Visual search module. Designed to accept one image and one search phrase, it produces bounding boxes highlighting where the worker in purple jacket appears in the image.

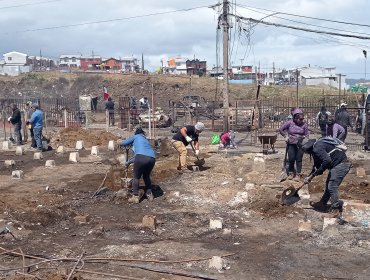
[325,115,346,141]
[279,108,309,181]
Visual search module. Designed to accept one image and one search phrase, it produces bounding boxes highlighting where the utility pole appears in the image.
[141,53,144,74]
[273,62,275,85]
[296,68,299,107]
[255,66,258,85]
[40,49,42,70]
[222,0,229,132]
[363,50,367,80]
[338,74,342,97]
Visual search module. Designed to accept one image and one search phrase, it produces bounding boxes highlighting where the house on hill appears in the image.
[0,51,32,76]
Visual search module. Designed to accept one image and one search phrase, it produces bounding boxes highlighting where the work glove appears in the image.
[195,149,199,156]
[284,135,289,143]
[185,136,192,143]
[303,175,313,185]
[7,117,11,122]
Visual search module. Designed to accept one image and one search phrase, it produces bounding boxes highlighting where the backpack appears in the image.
[318,111,329,127]
[314,136,347,154]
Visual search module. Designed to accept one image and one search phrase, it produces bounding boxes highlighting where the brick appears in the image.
[209,218,223,230]
[142,215,157,230]
[4,160,15,167]
[2,141,11,150]
[91,146,99,156]
[69,152,79,163]
[74,215,91,225]
[108,140,115,151]
[33,152,43,160]
[209,256,226,270]
[56,146,65,154]
[75,140,84,150]
[11,170,24,179]
[356,167,366,177]
[45,160,56,168]
[15,146,24,155]
[298,220,312,233]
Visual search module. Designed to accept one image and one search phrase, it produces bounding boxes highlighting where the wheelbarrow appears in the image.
[258,134,277,155]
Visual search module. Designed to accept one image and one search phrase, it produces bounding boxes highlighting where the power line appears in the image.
[235,15,370,40]
[9,4,215,34]
[236,5,370,37]
[236,3,370,28]
[0,0,61,9]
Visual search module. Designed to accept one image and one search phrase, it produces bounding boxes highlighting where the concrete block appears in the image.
[75,140,84,150]
[142,215,157,230]
[56,146,65,154]
[11,170,24,179]
[245,183,255,190]
[209,256,226,270]
[45,160,56,168]
[2,141,11,150]
[209,218,223,230]
[108,140,115,151]
[298,220,312,233]
[356,167,366,177]
[4,160,15,167]
[69,152,80,163]
[323,217,337,230]
[253,154,265,172]
[74,215,91,225]
[91,146,99,156]
[342,200,370,224]
[15,146,24,155]
[33,152,43,160]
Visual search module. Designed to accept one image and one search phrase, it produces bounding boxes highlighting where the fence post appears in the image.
[211,101,215,131]
[85,110,89,129]
[106,110,109,131]
[64,109,68,128]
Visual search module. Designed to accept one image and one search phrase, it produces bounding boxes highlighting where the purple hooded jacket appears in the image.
[279,120,309,144]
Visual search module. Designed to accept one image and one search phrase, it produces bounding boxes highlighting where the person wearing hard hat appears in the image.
[171,122,205,173]
[334,103,353,142]
[25,101,36,148]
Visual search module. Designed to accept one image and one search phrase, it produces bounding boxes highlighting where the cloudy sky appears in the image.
[0,0,369,78]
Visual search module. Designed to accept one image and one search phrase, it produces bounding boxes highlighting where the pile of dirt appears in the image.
[53,127,119,148]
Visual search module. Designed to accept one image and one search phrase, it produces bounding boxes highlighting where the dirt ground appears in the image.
[1,130,370,279]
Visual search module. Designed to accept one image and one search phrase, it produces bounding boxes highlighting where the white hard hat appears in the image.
[194,122,205,132]
[340,102,347,107]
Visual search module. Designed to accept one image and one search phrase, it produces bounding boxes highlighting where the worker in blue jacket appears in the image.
[121,127,156,203]
[29,104,44,151]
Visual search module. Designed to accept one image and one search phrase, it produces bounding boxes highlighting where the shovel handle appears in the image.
[189,142,200,160]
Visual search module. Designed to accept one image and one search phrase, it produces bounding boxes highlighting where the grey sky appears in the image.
[0,0,369,78]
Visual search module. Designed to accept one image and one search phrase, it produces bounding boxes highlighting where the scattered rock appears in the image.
[74,215,91,225]
[298,220,312,233]
[11,170,24,179]
[228,192,249,207]
[45,160,56,168]
[245,183,255,190]
[223,228,232,235]
[209,219,223,230]
[323,217,337,230]
[4,160,15,167]
[209,256,227,271]
[56,146,65,154]
[356,167,366,177]
[142,215,157,230]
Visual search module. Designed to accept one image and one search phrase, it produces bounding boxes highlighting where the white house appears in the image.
[121,56,139,72]
[166,57,187,75]
[0,51,31,76]
[300,66,347,89]
[59,54,82,68]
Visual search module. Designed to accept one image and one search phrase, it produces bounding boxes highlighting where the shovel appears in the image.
[281,182,306,206]
[279,146,288,182]
[189,142,205,166]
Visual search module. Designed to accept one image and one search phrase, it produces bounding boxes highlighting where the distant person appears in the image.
[8,104,22,145]
[25,101,36,148]
[325,116,346,141]
[28,104,44,151]
[105,97,115,126]
[334,103,353,141]
[103,85,110,100]
[90,93,98,113]
[316,106,331,137]
[139,97,149,110]
[219,130,237,149]
[120,127,156,204]
[279,108,309,181]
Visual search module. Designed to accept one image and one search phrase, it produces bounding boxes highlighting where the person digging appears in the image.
[120,127,156,204]
[171,122,205,173]
[299,138,351,218]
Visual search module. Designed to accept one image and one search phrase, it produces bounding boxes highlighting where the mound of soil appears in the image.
[54,127,119,148]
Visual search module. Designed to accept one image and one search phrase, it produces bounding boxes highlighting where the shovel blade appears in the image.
[281,186,301,206]
[282,194,301,206]
[194,158,205,166]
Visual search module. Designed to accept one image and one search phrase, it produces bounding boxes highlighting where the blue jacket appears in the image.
[121,134,155,159]
[30,109,44,128]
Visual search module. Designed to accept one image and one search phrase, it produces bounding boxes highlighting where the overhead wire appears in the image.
[235,3,370,28]
[0,0,61,9]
